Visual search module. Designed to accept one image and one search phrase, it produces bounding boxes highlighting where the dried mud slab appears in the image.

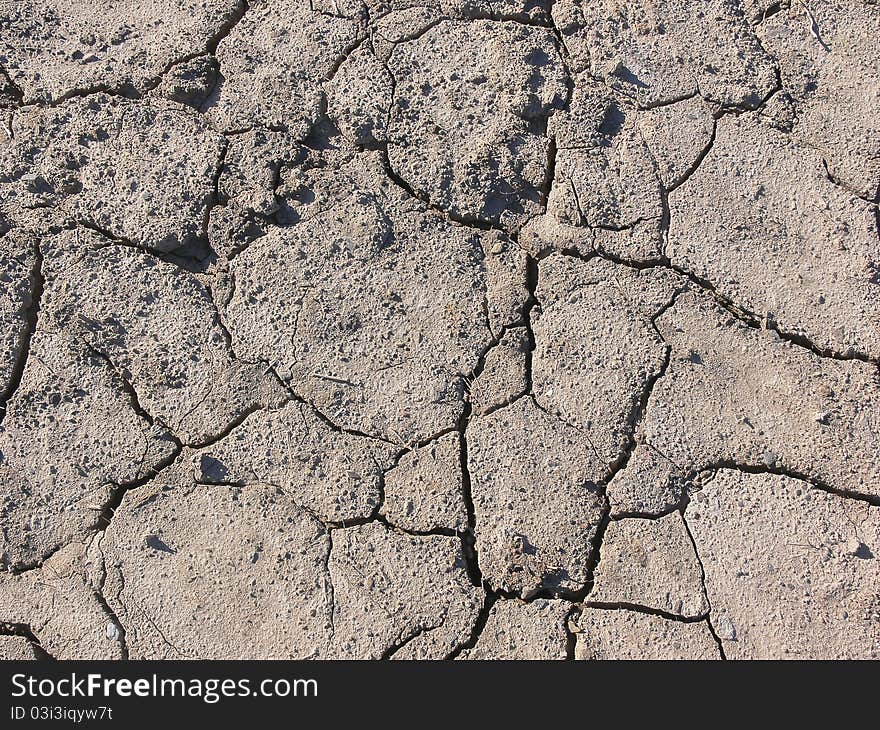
[539,99,721,262]
[208,0,360,135]
[366,0,549,30]
[206,127,303,257]
[0,635,38,660]
[547,98,666,260]
[330,522,481,659]
[532,255,683,470]
[525,89,715,262]
[0,543,123,659]
[98,481,333,659]
[40,228,285,446]
[574,608,720,660]
[457,599,570,660]
[686,469,880,659]
[467,397,606,597]
[589,512,708,618]
[644,292,880,499]
[606,444,686,517]
[759,0,880,201]
[98,477,479,659]
[635,95,716,189]
[0,229,36,401]
[530,112,707,261]
[668,114,880,359]
[0,0,244,103]
[554,0,778,109]
[221,151,520,444]
[193,401,397,524]
[326,44,394,147]
[469,327,529,416]
[150,56,220,110]
[1,0,878,662]
[1,96,222,253]
[380,432,468,533]
[0,327,175,569]
[387,20,568,229]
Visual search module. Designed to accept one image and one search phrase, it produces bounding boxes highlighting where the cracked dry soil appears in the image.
[0,0,878,661]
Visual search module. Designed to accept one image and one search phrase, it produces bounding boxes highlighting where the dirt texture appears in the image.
[0,0,878,660]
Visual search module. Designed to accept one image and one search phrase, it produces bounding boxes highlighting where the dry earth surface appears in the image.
[0,0,878,660]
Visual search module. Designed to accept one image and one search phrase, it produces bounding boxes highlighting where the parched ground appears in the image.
[0,0,878,661]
